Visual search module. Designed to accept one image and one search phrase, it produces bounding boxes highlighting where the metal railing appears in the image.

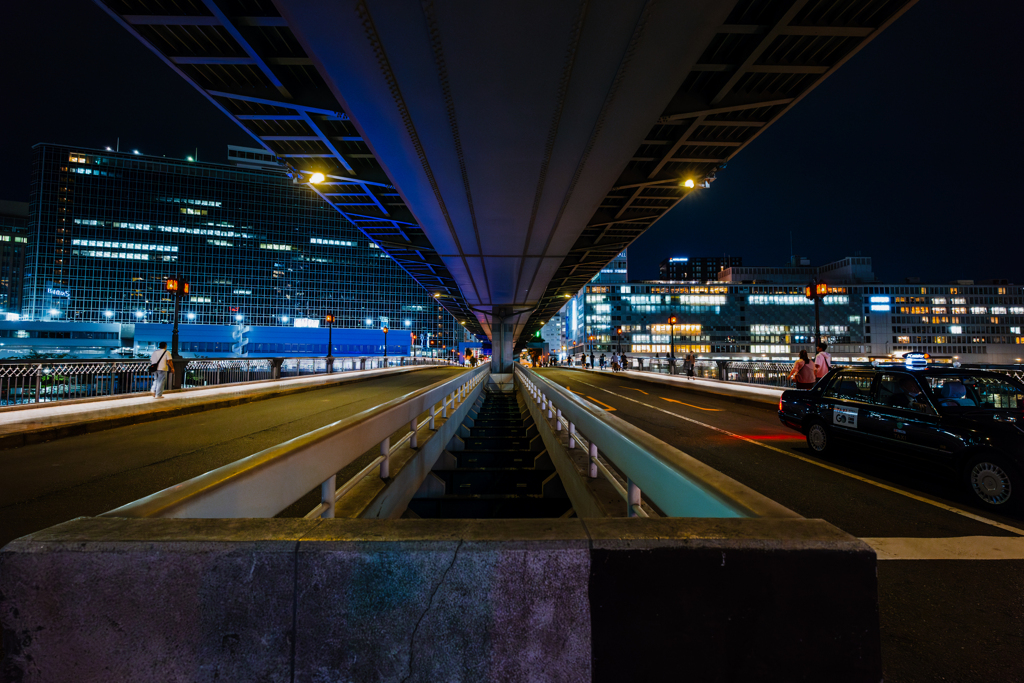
[102,365,489,519]
[515,365,799,520]
[0,356,451,406]
[564,357,1024,389]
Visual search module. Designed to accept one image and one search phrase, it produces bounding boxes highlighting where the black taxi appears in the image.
[778,357,1024,512]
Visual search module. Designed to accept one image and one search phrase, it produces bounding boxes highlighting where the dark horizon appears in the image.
[2,0,1021,286]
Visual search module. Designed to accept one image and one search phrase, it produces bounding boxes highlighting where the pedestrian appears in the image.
[814,341,832,379]
[685,352,696,380]
[599,353,606,370]
[150,341,173,399]
[589,351,595,369]
[621,353,629,371]
[789,349,816,389]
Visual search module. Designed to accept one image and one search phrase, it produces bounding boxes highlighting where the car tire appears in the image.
[963,453,1022,513]
[806,420,831,455]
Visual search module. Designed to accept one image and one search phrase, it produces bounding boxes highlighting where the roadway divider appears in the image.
[515,365,796,518]
[101,365,489,519]
[0,363,459,450]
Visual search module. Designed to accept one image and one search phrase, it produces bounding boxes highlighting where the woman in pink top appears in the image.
[789,349,816,389]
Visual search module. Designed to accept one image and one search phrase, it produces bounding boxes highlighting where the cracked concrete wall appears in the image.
[1,517,880,682]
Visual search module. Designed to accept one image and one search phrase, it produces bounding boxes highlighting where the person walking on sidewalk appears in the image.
[789,349,816,389]
[150,342,174,399]
[814,342,832,380]
[684,352,696,380]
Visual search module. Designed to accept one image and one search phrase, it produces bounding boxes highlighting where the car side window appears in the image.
[877,373,935,415]
[824,372,875,402]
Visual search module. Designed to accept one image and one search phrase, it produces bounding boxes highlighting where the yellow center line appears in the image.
[586,396,617,412]
[619,386,649,394]
[563,376,1024,537]
[660,396,722,411]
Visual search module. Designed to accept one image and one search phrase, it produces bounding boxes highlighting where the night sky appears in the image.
[2,0,1021,286]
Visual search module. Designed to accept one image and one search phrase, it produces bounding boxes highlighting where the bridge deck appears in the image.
[0,367,462,548]
[536,368,1024,683]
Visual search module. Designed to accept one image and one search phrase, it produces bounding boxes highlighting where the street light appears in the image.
[804,279,827,346]
[682,178,695,189]
[309,172,325,184]
[382,325,389,364]
[104,310,114,319]
[616,327,622,355]
[667,316,678,372]
[325,314,335,368]
[165,278,190,358]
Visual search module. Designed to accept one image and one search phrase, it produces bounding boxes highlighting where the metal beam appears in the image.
[200,0,288,95]
[660,98,794,122]
[710,0,811,105]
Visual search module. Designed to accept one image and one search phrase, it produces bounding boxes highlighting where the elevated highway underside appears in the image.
[95,0,918,346]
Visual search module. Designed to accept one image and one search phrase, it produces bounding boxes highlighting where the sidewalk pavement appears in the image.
[0,365,455,448]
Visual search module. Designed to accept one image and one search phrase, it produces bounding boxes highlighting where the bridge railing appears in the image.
[0,355,451,406]
[515,365,798,520]
[102,365,489,519]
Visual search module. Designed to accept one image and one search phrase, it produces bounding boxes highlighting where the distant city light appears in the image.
[186,312,196,320]
[48,309,60,316]
[404,320,411,326]
[235,314,243,322]
[683,179,695,189]
[187,156,194,162]
[309,172,325,184]
[869,296,890,303]
[365,318,373,325]
[281,316,289,323]
[133,150,140,155]
[134,311,145,318]
[103,310,113,318]
[105,146,112,151]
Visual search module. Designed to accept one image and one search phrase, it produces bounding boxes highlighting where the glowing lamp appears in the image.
[309,172,325,184]
[683,179,695,189]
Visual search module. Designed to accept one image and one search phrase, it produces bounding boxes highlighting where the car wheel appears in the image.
[964,453,1021,512]
[806,421,830,455]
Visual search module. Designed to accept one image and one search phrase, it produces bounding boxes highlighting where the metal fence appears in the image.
[0,356,449,406]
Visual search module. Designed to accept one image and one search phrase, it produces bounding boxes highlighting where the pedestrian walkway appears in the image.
[0,364,459,448]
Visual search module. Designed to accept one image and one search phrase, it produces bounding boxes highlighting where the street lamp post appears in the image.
[325,314,335,373]
[165,278,189,389]
[804,279,827,346]
[382,326,389,365]
[616,327,622,355]
[668,315,678,374]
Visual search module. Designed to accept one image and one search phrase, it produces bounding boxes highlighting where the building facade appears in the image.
[22,144,466,353]
[568,256,1024,365]
[0,201,29,316]
[659,255,742,281]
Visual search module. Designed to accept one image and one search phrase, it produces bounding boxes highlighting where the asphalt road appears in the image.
[0,367,463,548]
[537,367,1024,683]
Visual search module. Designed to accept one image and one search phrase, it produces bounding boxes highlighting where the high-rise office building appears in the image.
[0,200,29,316]
[591,250,628,284]
[569,255,1024,364]
[659,255,742,281]
[22,144,466,352]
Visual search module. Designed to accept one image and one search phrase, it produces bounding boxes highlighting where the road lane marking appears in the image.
[861,536,1024,560]
[620,386,649,394]
[565,376,1024,537]
[660,396,722,411]
[586,396,617,412]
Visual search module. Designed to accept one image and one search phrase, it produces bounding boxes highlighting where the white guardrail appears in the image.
[515,365,799,519]
[103,365,489,519]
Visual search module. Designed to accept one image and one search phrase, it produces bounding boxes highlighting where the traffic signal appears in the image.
[804,285,813,300]
[817,283,829,297]
[166,279,178,292]
[325,314,335,323]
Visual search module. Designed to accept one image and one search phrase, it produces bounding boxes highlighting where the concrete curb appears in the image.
[0,366,461,451]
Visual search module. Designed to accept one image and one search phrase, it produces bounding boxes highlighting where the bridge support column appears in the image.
[489,307,514,374]
[716,360,729,381]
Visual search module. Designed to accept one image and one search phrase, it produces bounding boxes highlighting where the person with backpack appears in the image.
[149,341,174,399]
[814,341,832,379]
[789,349,816,389]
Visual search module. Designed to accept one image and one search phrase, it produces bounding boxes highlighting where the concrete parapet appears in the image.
[1,517,881,682]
